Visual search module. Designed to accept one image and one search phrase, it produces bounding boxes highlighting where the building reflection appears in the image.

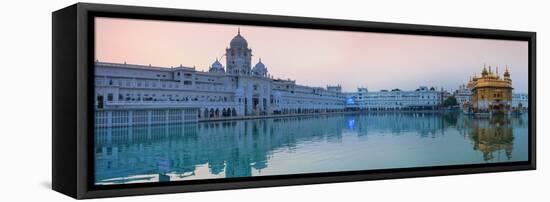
[94,112,524,184]
[461,115,525,161]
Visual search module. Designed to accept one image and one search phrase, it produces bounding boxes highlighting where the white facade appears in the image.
[512,93,529,109]
[350,86,442,110]
[455,84,473,109]
[95,30,346,120]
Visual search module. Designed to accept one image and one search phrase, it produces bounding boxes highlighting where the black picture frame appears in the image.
[52,3,536,199]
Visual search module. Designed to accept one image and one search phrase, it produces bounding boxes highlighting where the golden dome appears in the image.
[482,66,489,76]
[504,65,511,78]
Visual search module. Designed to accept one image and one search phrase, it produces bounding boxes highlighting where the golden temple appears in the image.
[464,65,513,115]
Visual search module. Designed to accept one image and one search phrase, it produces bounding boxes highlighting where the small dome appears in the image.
[481,66,488,76]
[230,28,248,48]
[211,58,223,69]
[252,59,267,76]
[253,59,265,70]
[209,58,225,73]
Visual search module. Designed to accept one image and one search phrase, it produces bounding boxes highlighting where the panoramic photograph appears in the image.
[93,17,529,185]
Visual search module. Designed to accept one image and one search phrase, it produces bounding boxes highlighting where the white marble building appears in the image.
[95,30,347,123]
[349,86,442,110]
[512,93,529,109]
[455,84,473,109]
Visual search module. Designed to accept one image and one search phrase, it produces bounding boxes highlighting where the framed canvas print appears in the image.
[52,3,536,199]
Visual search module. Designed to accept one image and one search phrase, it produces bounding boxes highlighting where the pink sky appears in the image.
[95,17,528,93]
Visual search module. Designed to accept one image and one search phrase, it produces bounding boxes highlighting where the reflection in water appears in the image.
[95,112,528,185]
[463,115,525,161]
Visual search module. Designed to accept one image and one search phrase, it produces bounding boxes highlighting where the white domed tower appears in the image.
[226,28,252,75]
[252,58,268,77]
[208,58,225,74]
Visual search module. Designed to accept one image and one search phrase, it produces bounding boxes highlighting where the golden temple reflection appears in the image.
[466,115,514,161]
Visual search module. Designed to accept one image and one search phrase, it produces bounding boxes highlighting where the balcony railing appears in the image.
[100,100,240,110]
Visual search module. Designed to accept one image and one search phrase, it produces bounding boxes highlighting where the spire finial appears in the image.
[238,27,240,35]
[259,58,261,62]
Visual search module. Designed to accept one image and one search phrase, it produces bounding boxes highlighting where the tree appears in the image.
[443,96,458,107]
